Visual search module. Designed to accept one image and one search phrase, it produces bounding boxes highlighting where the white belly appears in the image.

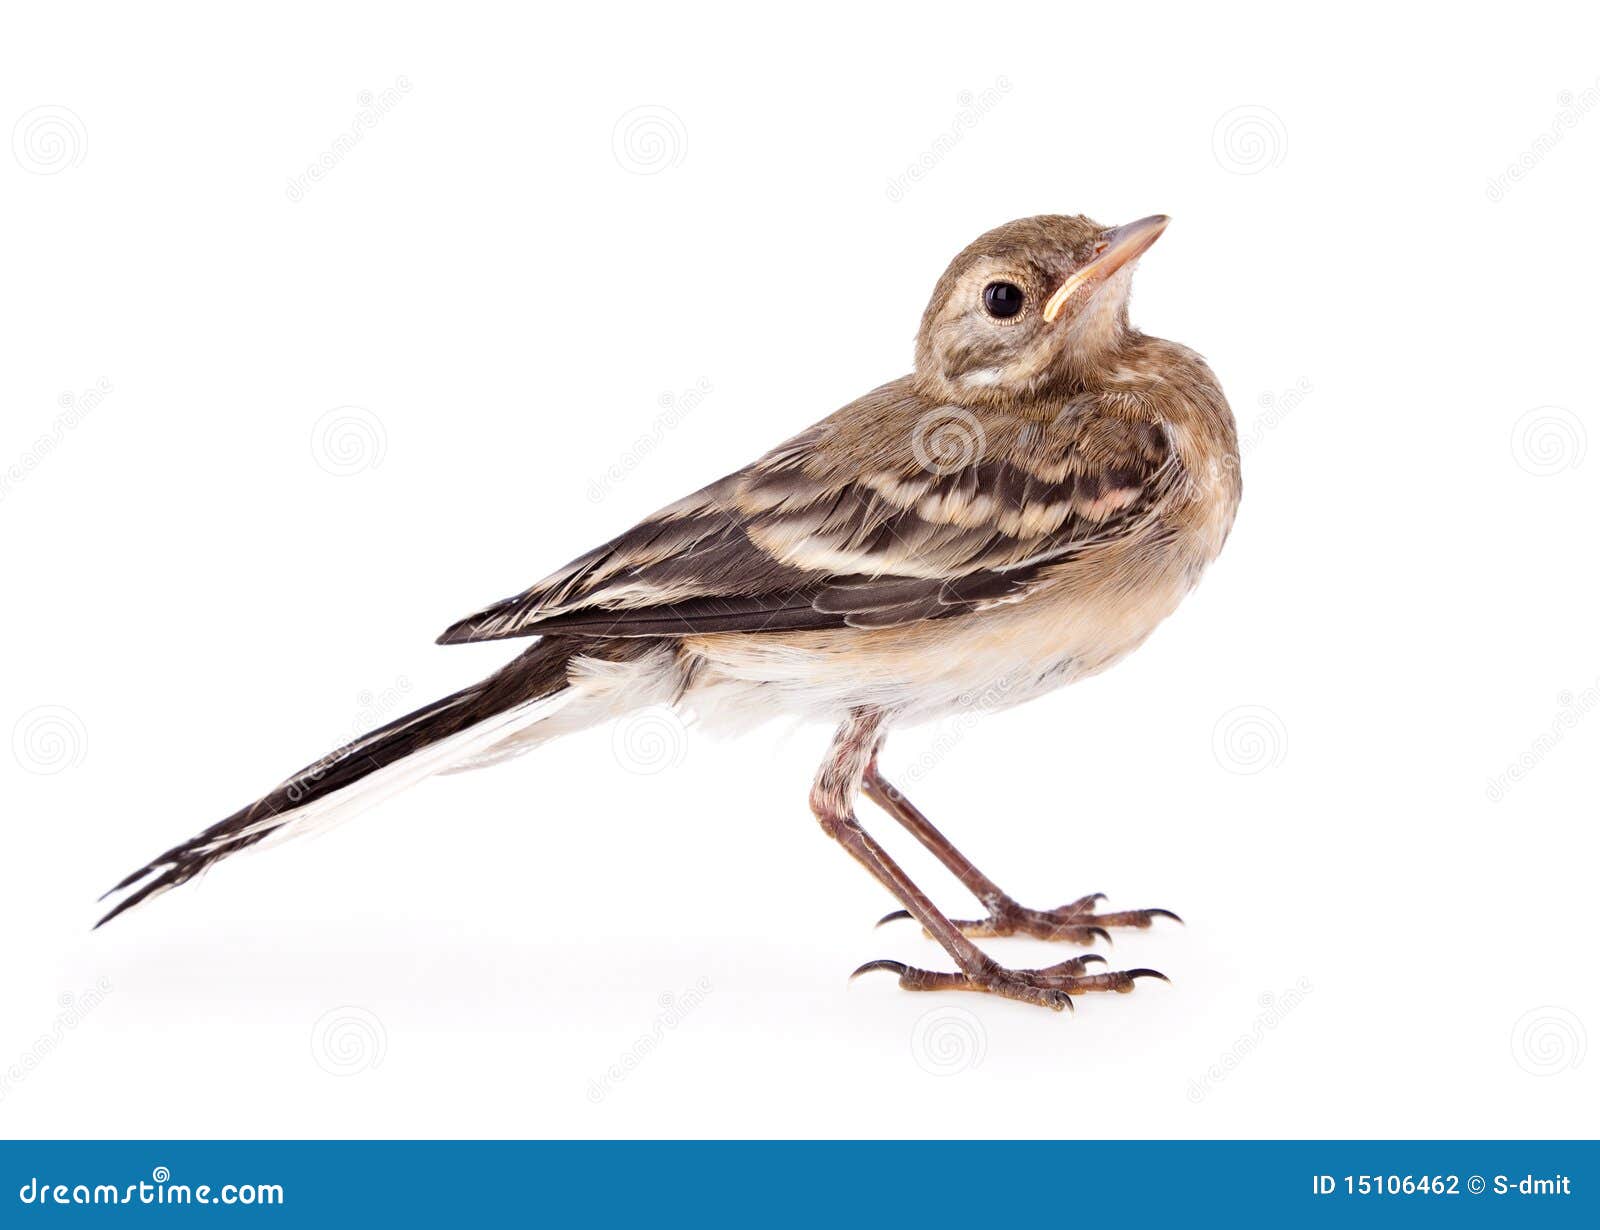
[680,538,1208,732]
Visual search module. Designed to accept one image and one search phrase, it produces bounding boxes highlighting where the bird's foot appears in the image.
[877,893,1181,944]
[851,954,1167,1012]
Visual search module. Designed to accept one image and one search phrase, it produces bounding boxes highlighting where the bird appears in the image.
[98,212,1241,1012]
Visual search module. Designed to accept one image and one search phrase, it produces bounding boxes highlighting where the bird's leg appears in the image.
[861,752,1181,944]
[815,710,1164,1011]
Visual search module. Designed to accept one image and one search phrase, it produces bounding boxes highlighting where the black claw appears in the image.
[1127,968,1170,982]
[1150,908,1184,925]
[1083,954,1108,968]
[850,959,909,981]
[874,909,913,928]
[1087,926,1112,945]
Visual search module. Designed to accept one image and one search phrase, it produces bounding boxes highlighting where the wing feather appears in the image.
[438,378,1177,644]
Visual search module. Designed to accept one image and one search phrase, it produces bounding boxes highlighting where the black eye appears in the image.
[983,282,1024,318]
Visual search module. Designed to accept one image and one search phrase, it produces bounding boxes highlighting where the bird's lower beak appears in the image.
[1041,214,1170,323]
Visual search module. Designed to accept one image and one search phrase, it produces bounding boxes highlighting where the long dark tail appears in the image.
[96,638,588,928]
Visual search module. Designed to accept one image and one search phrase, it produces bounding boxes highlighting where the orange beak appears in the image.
[1041,215,1170,323]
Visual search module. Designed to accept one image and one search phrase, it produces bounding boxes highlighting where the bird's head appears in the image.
[913,213,1169,406]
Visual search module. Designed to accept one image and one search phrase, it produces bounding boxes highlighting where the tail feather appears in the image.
[95,638,598,928]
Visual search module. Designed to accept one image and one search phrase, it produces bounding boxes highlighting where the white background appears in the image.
[2,1,1595,1139]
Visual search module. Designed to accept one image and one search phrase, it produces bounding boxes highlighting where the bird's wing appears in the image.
[437,378,1178,643]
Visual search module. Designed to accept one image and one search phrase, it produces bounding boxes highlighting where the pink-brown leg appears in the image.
[815,711,1166,1011]
[862,756,1181,944]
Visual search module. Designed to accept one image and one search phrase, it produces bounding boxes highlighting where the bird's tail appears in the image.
[96,636,672,928]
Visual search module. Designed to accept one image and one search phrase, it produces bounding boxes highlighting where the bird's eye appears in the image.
[982,282,1025,318]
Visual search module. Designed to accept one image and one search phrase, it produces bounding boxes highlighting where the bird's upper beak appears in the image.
[1041,215,1170,323]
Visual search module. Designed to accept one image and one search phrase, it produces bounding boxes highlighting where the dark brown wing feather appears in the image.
[438,378,1175,643]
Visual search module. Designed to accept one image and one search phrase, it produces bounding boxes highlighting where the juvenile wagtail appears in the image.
[100,213,1240,1012]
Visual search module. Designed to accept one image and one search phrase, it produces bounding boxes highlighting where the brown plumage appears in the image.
[437,375,1179,640]
[101,213,1240,1012]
